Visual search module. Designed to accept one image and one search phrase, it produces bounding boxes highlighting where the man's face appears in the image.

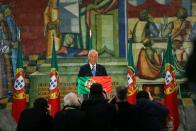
[89,52,98,65]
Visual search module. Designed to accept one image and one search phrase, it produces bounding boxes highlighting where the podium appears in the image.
[77,76,112,94]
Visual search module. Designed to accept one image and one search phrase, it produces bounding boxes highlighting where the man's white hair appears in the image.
[88,49,98,58]
[63,92,80,106]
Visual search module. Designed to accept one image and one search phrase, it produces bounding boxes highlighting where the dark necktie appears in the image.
[91,65,96,76]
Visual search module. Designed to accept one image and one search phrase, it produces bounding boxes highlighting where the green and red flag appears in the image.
[163,37,179,131]
[77,76,112,94]
[127,38,137,104]
[48,41,60,117]
[12,43,26,123]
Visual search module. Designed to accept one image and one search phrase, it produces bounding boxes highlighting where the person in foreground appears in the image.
[53,92,86,131]
[78,49,107,77]
[81,83,116,131]
[136,91,169,131]
[17,98,53,131]
[115,87,139,131]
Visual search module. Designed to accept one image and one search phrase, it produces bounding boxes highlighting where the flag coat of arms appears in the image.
[163,37,179,131]
[77,76,112,94]
[127,38,137,104]
[12,43,26,123]
[127,66,137,104]
[48,41,60,117]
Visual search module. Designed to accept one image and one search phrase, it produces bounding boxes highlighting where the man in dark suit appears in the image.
[78,49,107,77]
[78,49,107,100]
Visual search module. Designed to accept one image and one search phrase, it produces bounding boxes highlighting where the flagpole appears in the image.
[48,36,60,117]
[12,43,26,123]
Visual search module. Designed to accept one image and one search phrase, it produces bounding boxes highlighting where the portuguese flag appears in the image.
[77,76,112,94]
[12,43,26,123]
[48,41,60,117]
[127,38,137,104]
[163,37,179,131]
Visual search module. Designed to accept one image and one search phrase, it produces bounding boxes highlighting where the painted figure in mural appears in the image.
[44,0,61,57]
[56,33,88,56]
[162,7,192,66]
[0,11,9,98]
[0,4,18,97]
[132,9,159,43]
[44,0,88,57]
[137,38,162,79]
[0,12,10,53]
[3,4,20,78]
[55,0,117,57]
[171,7,192,66]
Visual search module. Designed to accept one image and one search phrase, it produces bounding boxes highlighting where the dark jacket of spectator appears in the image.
[53,92,86,131]
[17,98,53,131]
[116,101,139,131]
[136,91,169,131]
[114,87,139,131]
[81,83,116,131]
[54,105,86,131]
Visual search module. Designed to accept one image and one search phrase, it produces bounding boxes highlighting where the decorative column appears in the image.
[118,0,128,58]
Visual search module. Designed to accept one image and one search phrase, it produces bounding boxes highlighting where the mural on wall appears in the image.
[2,0,196,98]
[44,0,118,57]
[126,0,196,100]
[128,0,196,81]
[0,4,20,98]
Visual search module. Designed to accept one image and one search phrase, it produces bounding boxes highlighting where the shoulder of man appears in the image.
[96,64,105,68]
[80,64,89,68]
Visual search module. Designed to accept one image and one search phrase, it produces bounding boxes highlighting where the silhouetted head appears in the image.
[116,87,127,101]
[136,91,149,100]
[33,98,49,111]
[90,83,103,97]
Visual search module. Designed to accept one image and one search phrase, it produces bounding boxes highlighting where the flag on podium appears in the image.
[127,38,137,104]
[163,37,179,131]
[12,43,26,123]
[77,76,112,94]
[48,40,60,117]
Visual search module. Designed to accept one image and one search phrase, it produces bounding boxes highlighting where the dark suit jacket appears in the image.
[54,106,86,131]
[17,108,53,131]
[116,101,139,131]
[136,98,169,131]
[81,96,116,131]
[78,63,107,77]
